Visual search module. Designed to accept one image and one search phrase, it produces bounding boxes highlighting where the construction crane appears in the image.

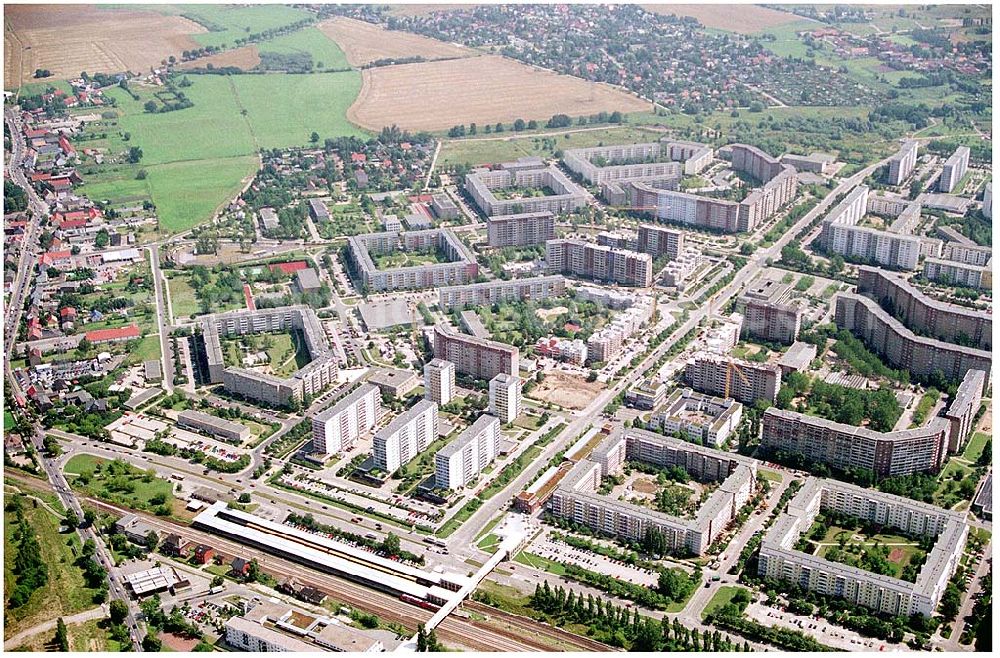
[724,358,751,401]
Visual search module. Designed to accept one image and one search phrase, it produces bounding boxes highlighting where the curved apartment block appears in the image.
[835,292,991,391]
[201,305,337,408]
[761,407,950,477]
[759,478,967,617]
[857,266,991,350]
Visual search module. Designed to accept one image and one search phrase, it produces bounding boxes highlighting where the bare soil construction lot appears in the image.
[177,46,260,72]
[527,370,606,411]
[642,4,802,34]
[349,55,650,132]
[318,16,474,66]
[4,5,205,87]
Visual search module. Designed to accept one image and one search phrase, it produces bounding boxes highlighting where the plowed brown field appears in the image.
[348,55,650,132]
[317,16,474,66]
[4,4,205,87]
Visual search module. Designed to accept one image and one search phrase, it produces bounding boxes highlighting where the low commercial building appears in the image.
[547,429,757,556]
[836,293,991,392]
[781,152,836,175]
[684,352,781,405]
[939,146,970,193]
[423,358,456,405]
[489,372,521,424]
[886,140,919,185]
[546,239,653,288]
[534,335,587,365]
[177,409,251,444]
[308,198,330,221]
[761,407,950,477]
[759,477,968,617]
[465,158,587,217]
[294,267,322,295]
[943,369,986,454]
[923,257,992,290]
[310,383,381,457]
[433,323,519,381]
[820,185,920,270]
[434,414,501,490]
[437,276,566,311]
[225,602,384,653]
[367,367,420,398]
[431,193,459,220]
[346,228,478,292]
[486,211,555,247]
[647,388,743,447]
[373,399,438,473]
[201,306,337,408]
[625,378,667,410]
[857,266,991,350]
[777,341,818,376]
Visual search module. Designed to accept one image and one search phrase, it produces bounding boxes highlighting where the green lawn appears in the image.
[147,156,260,233]
[127,335,163,366]
[758,469,782,483]
[5,410,15,429]
[171,4,314,49]
[166,274,201,319]
[4,498,103,640]
[77,173,152,208]
[963,432,990,463]
[258,27,351,70]
[229,72,367,148]
[63,454,178,515]
[513,551,567,576]
[701,585,750,621]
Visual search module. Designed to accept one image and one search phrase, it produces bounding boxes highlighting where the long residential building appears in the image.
[820,185,921,270]
[886,140,919,185]
[465,159,587,217]
[346,228,478,292]
[545,239,653,287]
[373,399,438,473]
[939,146,970,193]
[856,266,991,350]
[486,211,555,247]
[684,351,781,405]
[629,144,796,233]
[201,306,337,408]
[432,323,519,381]
[759,478,968,617]
[437,275,566,311]
[310,383,381,457]
[761,407,950,477]
[835,293,991,391]
[943,369,986,454]
[647,388,743,448]
[923,257,992,290]
[941,241,992,267]
[586,295,654,363]
[548,429,757,556]
[562,140,711,186]
[434,414,501,490]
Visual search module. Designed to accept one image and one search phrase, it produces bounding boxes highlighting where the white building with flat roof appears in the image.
[423,358,456,406]
[373,399,438,473]
[489,373,521,424]
[311,383,381,457]
[434,414,501,490]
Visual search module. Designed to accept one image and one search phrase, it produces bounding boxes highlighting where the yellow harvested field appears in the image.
[317,16,475,67]
[386,4,481,17]
[177,46,261,72]
[642,4,802,34]
[4,5,205,87]
[348,55,650,132]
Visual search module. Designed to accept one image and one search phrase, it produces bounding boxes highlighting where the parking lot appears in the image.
[527,531,660,587]
[745,600,909,652]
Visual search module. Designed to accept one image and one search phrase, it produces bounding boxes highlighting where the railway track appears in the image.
[83,499,552,651]
[465,600,616,652]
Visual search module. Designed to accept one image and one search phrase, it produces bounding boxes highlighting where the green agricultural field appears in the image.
[76,173,152,208]
[758,21,816,59]
[229,72,367,147]
[145,155,259,233]
[4,496,103,640]
[171,4,314,49]
[258,27,351,70]
[14,79,74,96]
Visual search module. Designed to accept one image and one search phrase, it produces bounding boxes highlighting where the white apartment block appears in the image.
[546,239,654,288]
[684,351,781,405]
[944,369,986,454]
[489,373,521,424]
[310,384,381,457]
[562,140,712,186]
[821,185,921,270]
[923,257,991,290]
[465,159,587,217]
[437,275,567,311]
[373,399,438,473]
[886,140,919,185]
[434,414,501,490]
[983,181,992,219]
[648,388,743,447]
[942,242,992,267]
[586,296,654,363]
[759,478,968,617]
[938,146,970,193]
[423,358,456,405]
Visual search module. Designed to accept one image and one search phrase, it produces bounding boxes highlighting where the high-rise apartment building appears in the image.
[684,352,781,405]
[423,359,456,406]
[311,383,381,457]
[434,414,501,490]
[373,400,438,473]
[545,239,653,287]
[432,323,519,381]
[489,373,521,424]
[886,140,918,185]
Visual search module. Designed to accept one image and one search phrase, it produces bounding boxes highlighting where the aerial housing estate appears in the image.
[759,478,967,617]
[465,156,587,217]
[819,185,925,270]
[346,228,478,292]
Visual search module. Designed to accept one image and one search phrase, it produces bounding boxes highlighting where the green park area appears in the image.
[371,246,451,270]
[4,493,104,641]
[221,330,311,378]
[701,586,751,621]
[63,455,180,517]
[963,432,990,463]
[798,512,928,582]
